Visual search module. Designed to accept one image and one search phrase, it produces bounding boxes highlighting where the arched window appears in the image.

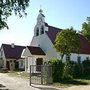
[40,26,44,35]
[36,28,39,36]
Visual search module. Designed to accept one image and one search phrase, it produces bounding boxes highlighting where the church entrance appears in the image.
[36,58,43,71]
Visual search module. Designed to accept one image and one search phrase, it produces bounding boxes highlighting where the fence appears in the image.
[30,65,53,85]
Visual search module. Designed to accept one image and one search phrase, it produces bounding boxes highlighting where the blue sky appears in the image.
[0,0,90,46]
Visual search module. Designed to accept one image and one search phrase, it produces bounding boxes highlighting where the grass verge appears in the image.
[53,79,90,88]
[7,71,29,79]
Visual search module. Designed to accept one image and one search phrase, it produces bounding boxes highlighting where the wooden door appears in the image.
[6,61,10,70]
[36,58,43,71]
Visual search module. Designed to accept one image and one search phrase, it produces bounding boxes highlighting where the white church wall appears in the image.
[71,53,90,62]
[59,53,90,62]
[30,33,58,60]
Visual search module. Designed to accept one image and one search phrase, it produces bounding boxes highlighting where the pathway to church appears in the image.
[0,73,90,90]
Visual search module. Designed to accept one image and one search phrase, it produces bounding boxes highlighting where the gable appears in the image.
[21,47,32,57]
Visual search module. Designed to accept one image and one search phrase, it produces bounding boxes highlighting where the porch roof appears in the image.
[27,46,46,55]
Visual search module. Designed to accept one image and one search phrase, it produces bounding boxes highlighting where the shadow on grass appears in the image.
[59,79,89,85]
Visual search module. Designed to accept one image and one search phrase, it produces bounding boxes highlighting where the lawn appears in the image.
[53,78,90,88]
[7,71,30,79]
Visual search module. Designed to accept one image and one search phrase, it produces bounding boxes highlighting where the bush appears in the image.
[82,60,90,75]
[62,61,73,81]
[48,58,64,82]
[68,60,83,78]
[73,63,83,78]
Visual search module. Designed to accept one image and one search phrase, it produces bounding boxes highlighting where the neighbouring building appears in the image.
[22,9,90,72]
[0,43,25,70]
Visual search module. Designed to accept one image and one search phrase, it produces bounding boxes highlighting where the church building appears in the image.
[22,9,90,72]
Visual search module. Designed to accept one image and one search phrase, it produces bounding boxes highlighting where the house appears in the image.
[22,9,90,72]
[0,43,25,70]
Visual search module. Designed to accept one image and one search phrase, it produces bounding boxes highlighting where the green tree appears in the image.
[54,27,81,60]
[81,17,90,41]
[0,0,30,29]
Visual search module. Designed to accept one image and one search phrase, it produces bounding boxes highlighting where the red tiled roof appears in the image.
[2,44,25,59]
[27,46,45,55]
[79,35,90,54]
[45,23,90,54]
[45,23,62,43]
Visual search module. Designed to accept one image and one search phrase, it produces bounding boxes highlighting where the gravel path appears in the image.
[0,73,40,90]
[0,73,90,90]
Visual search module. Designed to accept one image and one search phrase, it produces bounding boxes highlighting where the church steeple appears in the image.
[37,9,45,24]
[34,9,46,37]
[39,9,43,14]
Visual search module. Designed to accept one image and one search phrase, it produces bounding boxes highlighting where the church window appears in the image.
[40,26,44,35]
[66,54,70,61]
[86,57,89,60]
[36,28,39,36]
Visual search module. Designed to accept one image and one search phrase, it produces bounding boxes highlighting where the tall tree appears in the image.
[54,27,81,60]
[81,17,90,41]
[0,0,30,29]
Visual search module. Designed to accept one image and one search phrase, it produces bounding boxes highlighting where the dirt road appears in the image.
[0,73,90,90]
[0,73,60,90]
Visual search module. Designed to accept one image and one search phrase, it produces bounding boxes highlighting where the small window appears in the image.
[40,26,44,35]
[66,55,70,61]
[36,28,39,36]
[77,56,81,63]
[86,57,89,60]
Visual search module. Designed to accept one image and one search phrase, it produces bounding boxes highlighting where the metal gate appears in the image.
[30,65,53,85]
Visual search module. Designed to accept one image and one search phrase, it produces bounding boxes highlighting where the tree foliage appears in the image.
[81,17,90,41]
[54,27,81,59]
[0,0,30,29]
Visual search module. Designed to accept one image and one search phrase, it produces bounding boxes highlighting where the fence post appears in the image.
[30,65,31,86]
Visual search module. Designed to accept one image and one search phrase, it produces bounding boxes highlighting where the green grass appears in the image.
[53,79,90,88]
[7,71,29,79]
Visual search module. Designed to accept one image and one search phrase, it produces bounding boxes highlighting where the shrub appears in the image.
[48,58,64,82]
[72,63,83,78]
[82,60,90,75]
[68,60,83,78]
[62,61,73,81]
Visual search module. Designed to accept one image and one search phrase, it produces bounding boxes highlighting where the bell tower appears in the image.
[34,9,45,36]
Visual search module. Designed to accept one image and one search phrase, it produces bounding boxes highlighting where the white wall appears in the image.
[25,55,46,73]
[71,53,90,62]
[59,53,90,62]
[31,33,58,60]
[19,59,25,70]
[25,56,36,73]
[0,48,6,68]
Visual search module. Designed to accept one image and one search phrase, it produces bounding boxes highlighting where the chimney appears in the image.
[11,43,15,48]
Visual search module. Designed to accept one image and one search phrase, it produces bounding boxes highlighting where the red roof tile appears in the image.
[2,44,25,59]
[79,35,90,54]
[45,23,62,43]
[27,46,45,55]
